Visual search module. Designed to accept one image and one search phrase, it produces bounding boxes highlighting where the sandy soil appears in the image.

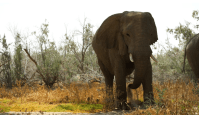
[0,110,133,115]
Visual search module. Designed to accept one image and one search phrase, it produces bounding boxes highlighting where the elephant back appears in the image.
[186,33,199,50]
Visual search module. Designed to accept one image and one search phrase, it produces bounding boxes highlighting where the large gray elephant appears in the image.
[183,34,199,82]
[92,11,158,109]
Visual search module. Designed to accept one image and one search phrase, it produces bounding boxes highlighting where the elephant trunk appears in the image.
[128,46,152,89]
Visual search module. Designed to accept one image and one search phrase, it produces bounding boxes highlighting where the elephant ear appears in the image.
[95,13,123,49]
[145,13,158,45]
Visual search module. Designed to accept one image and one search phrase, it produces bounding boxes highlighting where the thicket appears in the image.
[0,11,198,88]
[0,35,12,88]
[0,18,100,88]
[151,10,199,83]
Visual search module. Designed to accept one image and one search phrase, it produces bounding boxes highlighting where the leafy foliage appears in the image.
[0,35,12,88]
[58,18,100,83]
[14,33,23,81]
[28,20,62,88]
[61,19,95,74]
[152,10,199,82]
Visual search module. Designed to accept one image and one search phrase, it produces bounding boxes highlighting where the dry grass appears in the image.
[0,80,199,114]
[127,80,199,115]
[0,81,105,113]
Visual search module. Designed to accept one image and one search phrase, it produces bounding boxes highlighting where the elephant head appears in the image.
[96,11,158,89]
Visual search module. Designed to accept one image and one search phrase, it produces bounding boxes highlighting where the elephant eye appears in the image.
[126,34,130,37]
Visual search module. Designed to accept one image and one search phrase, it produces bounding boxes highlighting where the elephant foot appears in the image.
[138,99,155,109]
[104,98,115,110]
[139,103,154,109]
[139,103,147,109]
[115,101,131,110]
[144,99,155,105]
[143,93,155,105]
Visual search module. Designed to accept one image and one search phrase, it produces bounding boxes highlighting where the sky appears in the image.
[0,0,199,54]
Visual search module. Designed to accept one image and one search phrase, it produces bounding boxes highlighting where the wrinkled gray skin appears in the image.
[92,11,158,109]
[183,34,199,82]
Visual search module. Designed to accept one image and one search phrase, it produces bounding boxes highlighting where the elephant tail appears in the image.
[127,85,134,105]
[182,47,187,73]
[127,85,133,103]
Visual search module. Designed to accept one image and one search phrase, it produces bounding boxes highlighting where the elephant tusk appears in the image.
[129,54,157,63]
[150,55,158,63]
[129,54,134,62]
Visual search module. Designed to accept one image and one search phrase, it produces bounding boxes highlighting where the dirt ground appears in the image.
[0,110,133,115]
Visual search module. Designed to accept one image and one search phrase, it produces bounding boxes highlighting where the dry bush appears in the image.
[1,80,199,114]
[126,80,199,114]
[0,81,106,104]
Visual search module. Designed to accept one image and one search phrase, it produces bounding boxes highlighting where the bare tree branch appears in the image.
[24,49,45,80]
[83,43,92,55]
[24,49,38,66]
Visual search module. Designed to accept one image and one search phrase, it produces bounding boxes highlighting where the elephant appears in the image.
[92,11,158,109]
[183,34,199,82]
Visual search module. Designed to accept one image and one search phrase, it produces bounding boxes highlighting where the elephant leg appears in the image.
[115,70,131,109]
[115,74,126,101]
[189,61,199,83]
[97,60,114,108]
[141,60,154,106]
[113,62,130,109]
[187,50,199,83]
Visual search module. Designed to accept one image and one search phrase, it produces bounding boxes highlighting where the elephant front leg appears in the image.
[141,60,155,106]
[97,60,114,109]
[114,66,130,110]
[104,76,114,109]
